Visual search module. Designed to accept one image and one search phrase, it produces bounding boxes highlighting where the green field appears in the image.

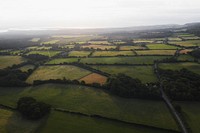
[177,54,195,61]
[113,41,126,45]
[176,102,200,133]
[181,36,200,40]
[39,110,175,133]
[92,51,135,56]
[91,65,157,83]
[119,45,146,50]
[0,56,26,69]
[80,56,171,64]
[169,40,200,47]
[168,37,182,41]
[10,50,23,55]
[146,44,179,49]
[26,51,61,57]
[136,50,176,55]
[0,49,11,53]
[51,35,93,38]
[68,51,91,57]
[26,65,91,84]
[159,62,200,75]
[133,39,154,43]
[58,45,75,49]
[0,109,43,133]
[19,65,35,72]
[0,84,178,131]
[41,40,60,45]
[46,58,79,64]
[174,33,195,37]
[88,41,111,45]
[51,35,104,44]
[81,45,116,50]
[26,46,52,50]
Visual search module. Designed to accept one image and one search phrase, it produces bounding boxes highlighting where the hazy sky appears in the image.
[0,0,200,29]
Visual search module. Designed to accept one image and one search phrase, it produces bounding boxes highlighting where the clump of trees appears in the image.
[106,74,161,99]
[23,54,49,62]
[159,68,200,101]
[17,97,51,120]
[189,49,200,59]
[0,69,29,87]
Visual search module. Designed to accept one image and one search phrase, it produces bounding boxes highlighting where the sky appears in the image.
[0,0,200,30]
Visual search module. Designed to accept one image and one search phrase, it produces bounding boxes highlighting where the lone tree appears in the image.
[17,97,51,120]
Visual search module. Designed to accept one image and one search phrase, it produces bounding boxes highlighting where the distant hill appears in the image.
[0,22,199,36]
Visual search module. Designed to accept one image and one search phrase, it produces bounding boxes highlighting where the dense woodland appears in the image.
[159,68,200,101]
[106,74,161,99]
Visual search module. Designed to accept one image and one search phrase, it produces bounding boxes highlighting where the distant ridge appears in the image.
[0,22,199,35]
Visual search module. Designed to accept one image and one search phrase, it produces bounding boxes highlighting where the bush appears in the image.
[17,97,51,120]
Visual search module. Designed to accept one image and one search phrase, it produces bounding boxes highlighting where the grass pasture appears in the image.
[26,46,52,50]
[80,56,171,64]
[177,54,195,61]
[46,58,79,64]
[81,45,116,50]
[38,110,175,133]
[119,46,146,50]
[169,40,200,47]
[168,37,182,41]
[51,35,106,44]
[51,35,93,38]
[41,40,60,45]
[136,50,176,55]
[68,51,91,57]
[58,45,75,49]
[174,33,194,37]
[159,62,200,75]
[92,51,135,57]
[181,36,200,40]
[176,102,200,133]
[79,73,107,85]
[91,65,157,83]
[26,50,61,57]
[19,65,35,72]
[0,109,43,133]
[0,84,178,131]
[88,41,111,45]
[0,56,26,69]
[133,39,154,43]
[26,65,91,84]
[146,44,179,49]
[10,50,23,55]
[113,41,126,45]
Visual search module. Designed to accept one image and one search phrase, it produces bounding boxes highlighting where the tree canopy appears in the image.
[17,97,51,120]
[106,73,160,99]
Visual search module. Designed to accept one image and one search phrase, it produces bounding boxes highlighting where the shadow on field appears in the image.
[5,110,48,133]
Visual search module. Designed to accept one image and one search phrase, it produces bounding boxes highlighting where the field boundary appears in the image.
[54,108,180,133]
